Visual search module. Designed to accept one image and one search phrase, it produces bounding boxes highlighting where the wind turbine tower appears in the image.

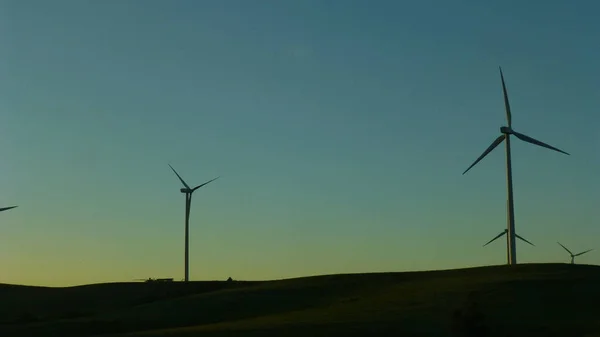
[169,164,219,282]
[463,67,570,265]
[557,242,593,264]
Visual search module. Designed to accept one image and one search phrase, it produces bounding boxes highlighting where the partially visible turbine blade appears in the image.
[0,206,17,212]
[557,242,573,256]
[192,176,220,191]
[512,131,570,156]
[483,230,507,247]
[515,234,534,246]
[463,135,506,175]
[168,164,191,189]
[574,249,593,257]
[499,66,512,127]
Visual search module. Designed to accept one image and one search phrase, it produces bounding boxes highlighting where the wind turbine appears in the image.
[169,164,219,282]
[483,230,535,250]
[0,206,17,212]
[482,200,534,264]
[463,67,570,265]
[557,242,593,265]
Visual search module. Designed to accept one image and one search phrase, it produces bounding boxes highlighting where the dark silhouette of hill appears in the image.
[1,264,599,337]
[0,280,258,324]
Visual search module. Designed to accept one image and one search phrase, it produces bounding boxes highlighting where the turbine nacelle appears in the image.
[169,164,220,194]
[500,126,513,134]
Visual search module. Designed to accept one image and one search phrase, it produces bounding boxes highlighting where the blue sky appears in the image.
[1,0,598,286]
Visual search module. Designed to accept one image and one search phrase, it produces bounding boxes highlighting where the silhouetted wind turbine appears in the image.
[557,242,592,265]
[0,206,17,212]
[169,164,219,282]
[463,67,569,265]
[483,229,534,248]
[483,200,534,263]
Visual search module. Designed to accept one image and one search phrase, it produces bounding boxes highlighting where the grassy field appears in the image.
[1,263,599,337]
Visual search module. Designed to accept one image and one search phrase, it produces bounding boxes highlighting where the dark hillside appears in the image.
[0,280,259,324]
[1,264,598,337]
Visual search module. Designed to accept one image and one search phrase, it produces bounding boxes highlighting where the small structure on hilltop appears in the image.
[134,278,174,283]
[227,277,233,282]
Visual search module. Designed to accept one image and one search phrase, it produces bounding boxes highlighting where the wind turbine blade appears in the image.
[192,176,220,191]
[463,135,506,175]
[499,66,512,127]
[168,164,191,189]
[512,131,570,156]
[557,242,573,255]
[0,206,17,212]
[574,249,593,257]
[483,230,507,247]
[515,234,534,246]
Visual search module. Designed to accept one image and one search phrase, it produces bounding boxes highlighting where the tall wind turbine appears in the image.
[0,206,17,212]
[483,201,534,264]
[557,242,593,265]
[169,164,219,282]
[463,67,570,265]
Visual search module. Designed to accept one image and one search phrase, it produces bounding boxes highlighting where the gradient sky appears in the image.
[1,0,598,286]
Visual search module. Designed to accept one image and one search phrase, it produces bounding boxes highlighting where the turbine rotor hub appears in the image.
[500,126,513,134]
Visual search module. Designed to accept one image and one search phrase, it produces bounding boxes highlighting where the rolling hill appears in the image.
[1,263,598,337]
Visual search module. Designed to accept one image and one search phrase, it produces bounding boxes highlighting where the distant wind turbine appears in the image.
[483,229,535,248]
[463,67,569,265]
[557,242,593,265]
[169,164,219,282]
[0,206,17,212]
[483,200,534,263]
